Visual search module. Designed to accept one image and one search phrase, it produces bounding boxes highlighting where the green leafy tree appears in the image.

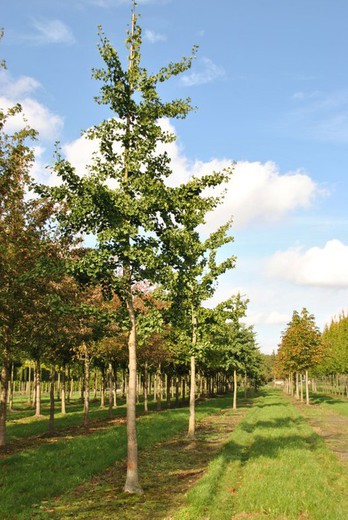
[37,4,230,492]
[277,308,322,404]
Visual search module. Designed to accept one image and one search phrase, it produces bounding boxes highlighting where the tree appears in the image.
[168,221,235,437]
[0,43,40,444]
[37,3,230,492]
[277,308,322,405]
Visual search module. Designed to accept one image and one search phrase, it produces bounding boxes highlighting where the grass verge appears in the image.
[171,389,348,520]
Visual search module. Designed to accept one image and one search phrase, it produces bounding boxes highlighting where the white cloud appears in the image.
[181,57,225,87]
[144,29,167,44]
[0,71,64,141]
[60,122,321,230]
[267,239,348,288]
[1,96,64,141]
[26,19,75,45]
[0,71,42,98]
[199,160,319,230]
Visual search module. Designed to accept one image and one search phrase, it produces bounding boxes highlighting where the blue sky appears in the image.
[2,0,348,354]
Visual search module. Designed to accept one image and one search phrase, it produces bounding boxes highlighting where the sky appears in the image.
[2,0,348,354]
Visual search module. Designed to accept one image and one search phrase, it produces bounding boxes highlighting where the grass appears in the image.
[172,389,348,520]
[309,392,348,417]
[2,388,348,520]
[0,393,240,519]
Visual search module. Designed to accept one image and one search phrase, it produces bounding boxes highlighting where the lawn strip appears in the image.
[0,393,246,519]
[290,396,348,468]
[30,400,251,519]
[171,388,348,520]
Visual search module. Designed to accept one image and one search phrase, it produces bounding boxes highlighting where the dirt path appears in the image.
[291,399,348,468]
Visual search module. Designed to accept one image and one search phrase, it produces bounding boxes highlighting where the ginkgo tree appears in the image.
[38,3,232,493]
[277,308,322,405]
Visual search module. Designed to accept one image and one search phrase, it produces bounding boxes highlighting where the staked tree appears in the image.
[37,3,231,492]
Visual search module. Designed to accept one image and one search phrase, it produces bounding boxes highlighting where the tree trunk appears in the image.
[175,376,180,407]
[35,359,41,417]
[156,363,162,411]
[305,369,310,405]
[48,365,55,435]
[83,346,90,427]
[166,373,171,409]
[108,362,114,419]
[300,374,304,403]
[100,368,105,408]
[295,371,300,400]
[188,307,198,438]
[124,295,143,494]
[8,363,14,411]
[61,365,66,414]
[188,355,196,438]
[233,368,238,409]
[0,355,10,447]
[113,362,118,407]
[143,362,148,413]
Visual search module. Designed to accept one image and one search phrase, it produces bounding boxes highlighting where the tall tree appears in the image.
[38,3,230,492]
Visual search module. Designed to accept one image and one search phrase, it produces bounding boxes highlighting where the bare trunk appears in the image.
[156,363,162,411]
[48,365,55,434]
[300,374,304,403]
[188,308,198,438]
[305,369,310,405]
[233,368,238,409]
[166,373,171,409]
[8,363,14,411]
[83,346,90,427]
[188,355,196,438]
[113,363,118,407]
[108,362,114,419]
[143,362,148,413]
[61,365,66,414]
[35,359,41,417]
[295,371,300,400]
[100,368,105,408]
[124,295,143,494]
[0,355,10,447]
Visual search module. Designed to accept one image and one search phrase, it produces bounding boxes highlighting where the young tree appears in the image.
[277,308,322,404]
[38,4,230,492]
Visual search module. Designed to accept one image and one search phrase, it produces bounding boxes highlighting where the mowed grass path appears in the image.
[2,389,348,519]
[172,389,348,520]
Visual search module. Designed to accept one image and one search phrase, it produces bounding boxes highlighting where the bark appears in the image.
[166,373,171,409]
[295,371,300,400]
[108,362,114,419]
[233,368,237,410]
[113,362,118,407]
[0,355,10,447]
[83,346,90,427]
[188,355,196,438]
[175,376,180,407]
[156,363,162,411]
[61,365,66,414]
[305,369,310,405]
[143,362,148,413]
[48,365,55,435]
[8,363,14,411]
[124,295,143,494]
[100,368,105,408]
[35,359,41,417]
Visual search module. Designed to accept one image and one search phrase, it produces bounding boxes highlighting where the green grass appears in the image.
[309,392,348,417]
[173,389,348,520]
[0,394,236,519]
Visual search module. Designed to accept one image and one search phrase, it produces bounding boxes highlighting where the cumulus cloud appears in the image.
[60,120,320,230]
[0,71,64,141]
[144,29,167,44]
[1,96,64,141]
[199,160,319,230]
[267,239,348,288]
[181,57,225,87]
